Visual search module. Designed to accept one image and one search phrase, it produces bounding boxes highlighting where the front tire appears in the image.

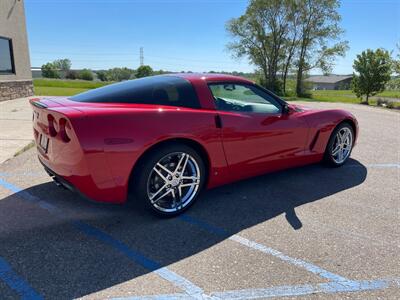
[133,144,205,217]
[324,122,354,167]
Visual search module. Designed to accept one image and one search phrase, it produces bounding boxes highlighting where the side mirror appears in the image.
[282,104,290,115]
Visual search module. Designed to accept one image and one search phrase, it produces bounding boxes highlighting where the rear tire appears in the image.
[132,143,205,217]
[324,122,354,167]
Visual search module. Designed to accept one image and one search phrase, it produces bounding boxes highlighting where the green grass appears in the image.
[33,79,113,96]
[34,86,90,96]
[284,96,400,109]
[33,78,112,89]
[378,90,400,98]
[310,93,359,103]
[310,89,400,99]
[14,141,35,157]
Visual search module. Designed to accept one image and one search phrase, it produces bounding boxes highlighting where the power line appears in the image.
[32,51,139,56]
[31,51,246,64]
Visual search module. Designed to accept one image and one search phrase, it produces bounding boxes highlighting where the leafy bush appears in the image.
[386,78,400,90]
[96,70,108,82]
[53,59,71,71]
[376,98,385,106]
[375,97,397,109]
[78,69,94,81]
[386,101,395,109]
[106,68,134,81]
[96,68,134,82]
[65,70,78,80]
[136,65,153,78]
[41,63,60,78]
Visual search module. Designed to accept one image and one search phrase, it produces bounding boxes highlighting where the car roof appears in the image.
[169,73,255,84]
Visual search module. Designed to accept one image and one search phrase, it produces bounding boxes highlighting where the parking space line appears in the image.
[0,257,43,300]
[210,278,395,299]
[112,278,400,300]
[346,163,400,169]
[0,178,205,298]
[229,235,349,282]
[113,293,195,300]
[73,221,204,298]
[367,163,400,168]
[179,215,349,282]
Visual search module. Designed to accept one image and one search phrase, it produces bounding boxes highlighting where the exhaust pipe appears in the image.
[43,164,74,192]
[46,169,67,189]
[52,176,64,188]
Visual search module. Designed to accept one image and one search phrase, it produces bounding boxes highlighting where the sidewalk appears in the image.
[0,97,34,163]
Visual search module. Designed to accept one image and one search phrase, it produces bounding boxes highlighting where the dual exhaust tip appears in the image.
[45,169,73,191]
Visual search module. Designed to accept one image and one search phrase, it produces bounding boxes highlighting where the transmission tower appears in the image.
[140,47,144,66]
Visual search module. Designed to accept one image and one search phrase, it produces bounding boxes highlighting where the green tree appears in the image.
[107,68,134,81]
[41,62,60,78]
[281,0,301,95]
[392,43,400,74]
[226,0,347,96]
[226,0,294,93]
[352,49,391,105]
[135,65,153,78]
[78,69,94,81]
[96,70,108,82]
[53,58,71,72]
[65,70,78,80]
[295,0,348,96]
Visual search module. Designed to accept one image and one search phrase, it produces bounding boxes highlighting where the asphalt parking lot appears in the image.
[0,102,399,299]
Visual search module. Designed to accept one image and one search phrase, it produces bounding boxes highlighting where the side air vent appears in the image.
[309,130,320,151]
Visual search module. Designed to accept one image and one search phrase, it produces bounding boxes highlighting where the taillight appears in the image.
[47,114,57,137]
[59,118,71,143]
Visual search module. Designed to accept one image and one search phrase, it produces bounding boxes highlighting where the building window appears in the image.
[0,37,15,74]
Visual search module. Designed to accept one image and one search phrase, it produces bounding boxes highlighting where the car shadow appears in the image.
[0,159,367,299]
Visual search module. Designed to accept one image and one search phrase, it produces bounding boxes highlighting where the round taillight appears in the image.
[47,114,57,137]
[59,118,71,143]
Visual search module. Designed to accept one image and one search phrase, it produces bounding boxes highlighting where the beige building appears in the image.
[0,0,33,101]
[305,75,353,90]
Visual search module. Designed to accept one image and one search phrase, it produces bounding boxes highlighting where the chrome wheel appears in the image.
[331,127,353,164]
[146,152,201,213]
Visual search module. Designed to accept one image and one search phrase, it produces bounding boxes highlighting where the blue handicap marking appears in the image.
[0,257,43,300]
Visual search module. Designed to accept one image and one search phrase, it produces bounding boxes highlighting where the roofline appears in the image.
[304,75,353,84]
[170,73,255,85]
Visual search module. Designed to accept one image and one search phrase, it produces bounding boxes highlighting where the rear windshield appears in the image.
[70,76,200,108]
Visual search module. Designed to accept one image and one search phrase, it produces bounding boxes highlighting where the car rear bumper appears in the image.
[38,155,127,204]
[41,159,76,192]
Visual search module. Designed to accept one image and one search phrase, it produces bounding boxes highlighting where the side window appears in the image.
[0,37,15,74]
[71,76,200,109]
[209,83,281,114]
[152,82,184,105]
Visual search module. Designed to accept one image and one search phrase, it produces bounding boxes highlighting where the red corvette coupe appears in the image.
[30,74,358,216]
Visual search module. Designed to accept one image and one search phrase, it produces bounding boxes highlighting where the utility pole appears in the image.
[140,47,144,66]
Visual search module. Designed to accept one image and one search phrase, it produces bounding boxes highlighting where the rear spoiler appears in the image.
[30,98,48,109]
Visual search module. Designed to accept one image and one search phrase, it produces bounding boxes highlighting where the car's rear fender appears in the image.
[30,98,122,202]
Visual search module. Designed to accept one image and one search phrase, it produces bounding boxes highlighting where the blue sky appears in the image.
[25,0,400,74]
